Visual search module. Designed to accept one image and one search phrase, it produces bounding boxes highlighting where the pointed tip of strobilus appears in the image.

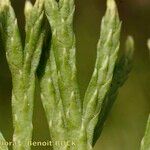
[147,39,150,50]
[125,36,135,60]
[24,0,33,16]
[107,0,117,11]
[35,0,44,8]
[0,0,10,11]
[0,0,9,5]
[24,0,44,18]
[106,0,119,19]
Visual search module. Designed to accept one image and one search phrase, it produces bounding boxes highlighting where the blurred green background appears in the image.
[0,0,150,150]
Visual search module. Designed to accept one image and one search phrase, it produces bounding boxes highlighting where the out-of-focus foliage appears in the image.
[140,115,150,150]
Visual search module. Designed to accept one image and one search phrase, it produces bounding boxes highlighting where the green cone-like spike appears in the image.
[82,0,121,147]
[41,0,83,149]
[0,0,45,150]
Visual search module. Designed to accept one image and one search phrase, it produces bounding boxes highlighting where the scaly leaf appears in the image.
[82,0,121,147]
